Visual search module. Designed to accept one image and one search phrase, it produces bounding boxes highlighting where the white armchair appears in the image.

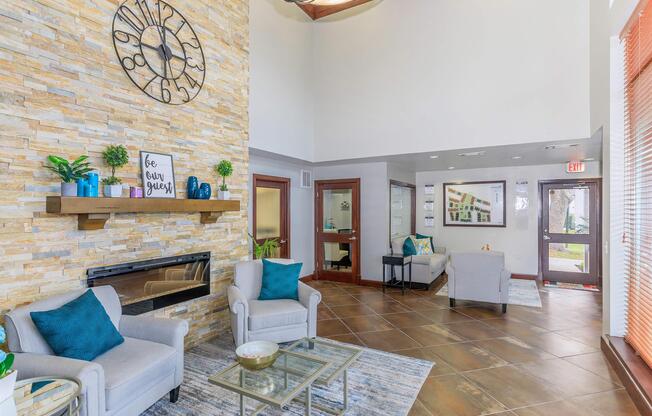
[446,251,510,313]
[228,259,321,347]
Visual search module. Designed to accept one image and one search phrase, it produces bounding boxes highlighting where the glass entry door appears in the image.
[315,179,360,283]
[253,175,290,258]
[540,179,600,286]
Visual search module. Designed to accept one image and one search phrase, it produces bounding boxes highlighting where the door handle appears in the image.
[543,235,551,241]
[280,240,287,244]
[349,236,357,241]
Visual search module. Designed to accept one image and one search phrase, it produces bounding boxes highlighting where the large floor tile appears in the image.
[518,359,619,398]
[401,324,467,346]
[322,294,360,306]
[317,319,350,337]
[444,321,506,341]
[330,303,376,318]
[317,305,336,321]
[342,314,395,333]
[464,365,563,409]
[417,308,473,324]
[356,329,421,352]
[428,342,509,372]
[417,374,507,416]
[324,333,366,347]
[473,337,555,364]
[518,331,598,357]
[381,311,434,328]
[570,389,640,416]
[366,300,411,314]
[563,352,622,386]
[397,347,457,377]
[513,400,598,416]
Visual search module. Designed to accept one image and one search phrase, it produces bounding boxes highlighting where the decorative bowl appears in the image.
[236,341,280,371]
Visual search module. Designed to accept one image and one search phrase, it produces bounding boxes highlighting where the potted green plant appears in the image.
[45,155,93,196]
[214,160,233,200]
[0,325,16,403]
[101,145,129,198]
[248,233,280,259]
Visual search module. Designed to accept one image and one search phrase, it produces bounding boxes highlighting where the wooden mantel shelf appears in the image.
[46,196,240,230]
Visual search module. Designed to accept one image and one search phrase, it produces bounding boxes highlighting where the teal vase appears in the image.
[187,176,199,199]
[198,183,211,200]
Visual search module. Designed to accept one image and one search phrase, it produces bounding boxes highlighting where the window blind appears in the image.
[624,0,652,369]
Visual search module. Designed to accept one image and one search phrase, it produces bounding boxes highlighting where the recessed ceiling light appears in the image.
[448,166,455,170]
[583,158,595,161]
[429,155,439,159]
[512,156,522,160]
[457,151,486,157]
[544,143,579,150]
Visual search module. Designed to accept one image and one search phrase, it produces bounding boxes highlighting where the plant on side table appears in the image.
[248,233,280,259]
[0,325,16,403]
[102,145,129,198]
[46,155,93,197]
[214,160,233,200]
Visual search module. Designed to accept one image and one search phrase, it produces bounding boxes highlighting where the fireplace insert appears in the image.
[87,252,210,315]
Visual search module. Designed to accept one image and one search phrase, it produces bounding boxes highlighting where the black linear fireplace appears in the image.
[87,252,210,315]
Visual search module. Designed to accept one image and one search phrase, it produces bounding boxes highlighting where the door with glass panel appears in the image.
[315,179,360,283]
[539,179,601,286]
[253,175,290,259]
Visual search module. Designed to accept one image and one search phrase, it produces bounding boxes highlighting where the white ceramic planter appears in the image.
[61,182,77,197]
[217,190,230,200]
[104,184,122,198]
[0,370,17,404]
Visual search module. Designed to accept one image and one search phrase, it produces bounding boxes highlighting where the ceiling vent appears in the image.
[300,170,312,189]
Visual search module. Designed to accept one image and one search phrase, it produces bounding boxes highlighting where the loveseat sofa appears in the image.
[391,235,447,287]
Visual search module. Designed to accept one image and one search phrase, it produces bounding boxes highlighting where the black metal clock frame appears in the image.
[112,0,206,105]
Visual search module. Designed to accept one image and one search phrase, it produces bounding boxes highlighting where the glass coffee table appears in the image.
[12,377,81,416]
[285,338,362,416]
[210,338,362,416]
[209,350,331,415]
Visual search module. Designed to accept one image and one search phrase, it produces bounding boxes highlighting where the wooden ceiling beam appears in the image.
[297,0,373,21]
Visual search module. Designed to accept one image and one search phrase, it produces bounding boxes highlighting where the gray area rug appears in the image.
[143,336,432,416]
[436,278,543,308]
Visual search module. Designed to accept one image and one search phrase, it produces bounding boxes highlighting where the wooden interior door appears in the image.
[253,174,290,258]
[539,179,601,286]
[315,179,360,283]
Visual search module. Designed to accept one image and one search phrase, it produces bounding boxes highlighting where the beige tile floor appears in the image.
[306,278,640,416]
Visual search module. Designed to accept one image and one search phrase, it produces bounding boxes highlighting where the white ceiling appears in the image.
[311,136,603,172]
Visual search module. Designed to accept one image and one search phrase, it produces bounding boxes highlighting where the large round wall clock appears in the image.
[112,0,206,105]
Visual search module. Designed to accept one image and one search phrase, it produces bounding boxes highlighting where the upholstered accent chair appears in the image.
[228,259,321,347]
[390,236,447,287]
[5,286,188,416]
[446,251,511,313]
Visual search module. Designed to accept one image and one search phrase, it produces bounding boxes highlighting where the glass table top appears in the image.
[13,377,80,416]
[285,338,363,384]
[209,350,330,407]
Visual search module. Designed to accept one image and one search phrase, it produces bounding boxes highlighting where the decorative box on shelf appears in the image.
[46,196,240,230]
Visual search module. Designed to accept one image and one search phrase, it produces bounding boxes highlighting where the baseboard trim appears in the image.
[511,274,537,280]
[601,335,652,416]
[300,274,315,282]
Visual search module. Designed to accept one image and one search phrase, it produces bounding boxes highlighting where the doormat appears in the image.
[543,281,599,292]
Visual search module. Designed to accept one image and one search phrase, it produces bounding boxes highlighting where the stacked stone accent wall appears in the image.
[0,0,249,347]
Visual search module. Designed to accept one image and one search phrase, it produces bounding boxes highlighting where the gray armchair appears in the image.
[5,286,188,416]
[228,259,321,347]
[446,251,511,313]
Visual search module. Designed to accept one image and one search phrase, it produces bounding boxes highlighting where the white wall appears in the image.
[312,0,592,162]
[416,162,602,276]
[249,154,315,277]
[249,0,315,161]
[314,162,390,280]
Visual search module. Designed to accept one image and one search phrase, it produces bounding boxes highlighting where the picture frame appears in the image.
[140,151,177,198]
[443,180,506,227]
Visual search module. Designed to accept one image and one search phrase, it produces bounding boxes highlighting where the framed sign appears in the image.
[443,180,506,227]
[140,151,176,198]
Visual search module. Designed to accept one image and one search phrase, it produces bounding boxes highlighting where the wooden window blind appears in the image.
[624,0,652,369]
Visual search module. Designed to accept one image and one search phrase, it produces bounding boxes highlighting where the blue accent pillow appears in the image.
[403,237,417,256]
[30,290,124,361]
[258,259,303,301]
[416,233,435,252]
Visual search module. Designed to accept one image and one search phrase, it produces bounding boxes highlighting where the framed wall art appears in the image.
[140,151,177,198]
[443,180,506,227]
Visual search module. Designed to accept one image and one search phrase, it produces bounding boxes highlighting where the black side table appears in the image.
[382,254,412,294]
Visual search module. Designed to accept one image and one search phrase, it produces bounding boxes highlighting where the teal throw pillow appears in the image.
[403,237,417,256]
[416,233,435,252]
[258,259,303,301]
[30,290,124,361]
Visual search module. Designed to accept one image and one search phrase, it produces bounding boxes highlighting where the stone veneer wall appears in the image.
[0,0,249,347]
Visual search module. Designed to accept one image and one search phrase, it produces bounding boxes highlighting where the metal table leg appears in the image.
[401,263,405,294]
[305,384,312,416]
[343,369,349,410]
[382,263,386,293]
[240,369,245,415]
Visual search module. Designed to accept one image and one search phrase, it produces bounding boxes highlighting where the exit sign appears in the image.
[566,160,585,173]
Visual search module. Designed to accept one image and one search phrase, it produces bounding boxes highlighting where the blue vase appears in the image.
[87,172,99,197]
[198,183,211,200]
[77,178,87,197]
[187,176,199,199]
